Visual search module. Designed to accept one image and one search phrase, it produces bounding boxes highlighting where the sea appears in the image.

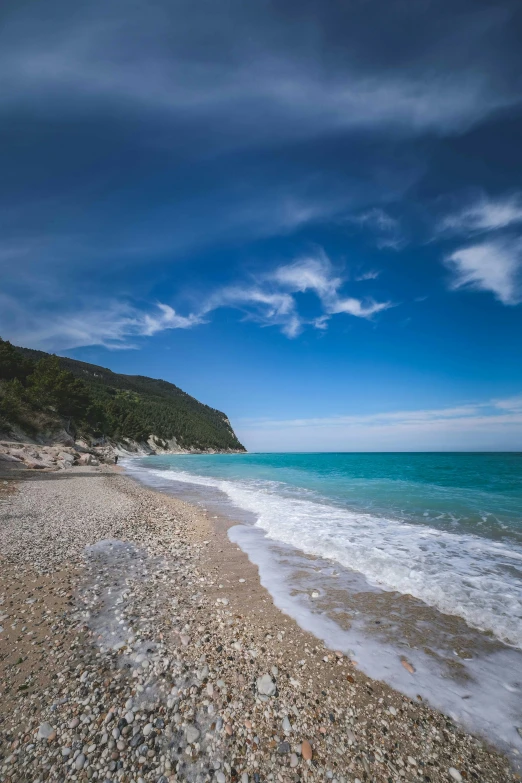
[123,451,522,760]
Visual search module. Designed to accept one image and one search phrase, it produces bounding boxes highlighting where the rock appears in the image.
[216,773,226,783]
[130,733,143,748]
[278,741,291,754]
[180,634,190,647]
[143,723,153,737]
[256,673,276,696]
[0,453,22,463]
[186,725,200,744]
[388,706,397,716]
[75,753,86,770]
[37,723,54,740]
[282,716,292,734]
[301,740,313,761]
[449,769,462,782]
[225,723,233,735]
[290,753,299,768]
[68,717,80,729]
[401,659,415,674]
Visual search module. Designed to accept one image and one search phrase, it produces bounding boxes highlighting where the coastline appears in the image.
[0,464,517,783]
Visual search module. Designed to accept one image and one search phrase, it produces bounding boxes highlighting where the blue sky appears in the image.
[1,0,522,450]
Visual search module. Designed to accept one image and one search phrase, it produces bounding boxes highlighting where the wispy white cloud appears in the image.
[1,2,520,142]
[204,253,390,337]
[236,396,522,452]
[493,393,522,412]
[0,297,204,351]
[348,207,406,250]
[0,252,390,350]
[439,192,522,236]
[444,238,522,305]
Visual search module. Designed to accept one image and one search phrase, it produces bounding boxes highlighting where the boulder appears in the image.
[0,452,22,463]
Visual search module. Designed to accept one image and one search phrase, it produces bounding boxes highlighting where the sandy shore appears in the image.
[0,465,518,783]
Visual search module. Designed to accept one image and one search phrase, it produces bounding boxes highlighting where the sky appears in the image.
[1,0,522,451]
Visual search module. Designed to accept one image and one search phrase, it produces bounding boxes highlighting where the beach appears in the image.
[0,463,518,783]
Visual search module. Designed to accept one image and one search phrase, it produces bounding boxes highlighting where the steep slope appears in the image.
[0,339,245,453]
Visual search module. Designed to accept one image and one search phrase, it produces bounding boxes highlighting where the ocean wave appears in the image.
[143,466,522,648]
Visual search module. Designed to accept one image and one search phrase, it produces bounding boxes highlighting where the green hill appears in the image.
[0,338,245,452]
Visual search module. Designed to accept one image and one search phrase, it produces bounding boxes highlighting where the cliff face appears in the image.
[0,338,246,454]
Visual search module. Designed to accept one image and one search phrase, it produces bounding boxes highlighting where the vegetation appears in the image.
[0,338,245,451]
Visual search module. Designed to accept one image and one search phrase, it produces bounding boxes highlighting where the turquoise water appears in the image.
[130,451,522,644]
[139,450,522,535]
[126,451,522,754]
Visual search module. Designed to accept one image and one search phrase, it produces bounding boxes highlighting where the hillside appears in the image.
[0,338,245,453]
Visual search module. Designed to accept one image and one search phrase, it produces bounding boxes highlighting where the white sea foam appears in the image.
[228,523,522,757]
[146,466,522,648]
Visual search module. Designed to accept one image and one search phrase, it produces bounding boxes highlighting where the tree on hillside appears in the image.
[0,338,34,382]
[28,356,93,421]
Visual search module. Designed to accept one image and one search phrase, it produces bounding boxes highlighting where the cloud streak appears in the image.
[204,254,390,338]
[236,396,522,451]
[1,1,521,142]
[439,192,522,236]
[444,237,522,305]
[0,297,204,352]
[348,208,406,250]
[0,253,390,350]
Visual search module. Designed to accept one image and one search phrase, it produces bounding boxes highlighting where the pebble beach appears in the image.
[0,465,518,783]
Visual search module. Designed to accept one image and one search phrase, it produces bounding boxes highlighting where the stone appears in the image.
[37,723,54,740]
[449,769,462,782]
[68,718,80,729]
[278,741,291,754]
[290,753,299,768]
[186,725,200,744]
[256,673,276,696]
[241,774,249,783]
[282,716,292,734]
[401,659,415,674]
[301,740,313,761]
[216,773,226,783]
[75,753,86,770]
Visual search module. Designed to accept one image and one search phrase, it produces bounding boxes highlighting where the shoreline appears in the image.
[0,464,517,783]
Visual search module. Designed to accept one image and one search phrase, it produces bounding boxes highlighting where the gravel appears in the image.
[0,466,518,783]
